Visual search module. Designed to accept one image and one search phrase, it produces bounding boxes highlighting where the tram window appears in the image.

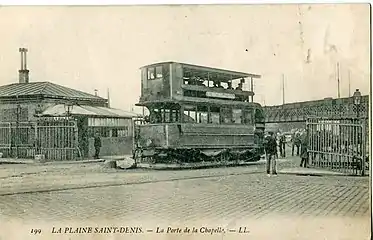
[244,110,253,124]
[183,110,196,123]
[209,106,220,124]
[156,66,163,78]
[232,109,242,124]
[197,112,208,123]
[171,109,179,122]
[221,108,232,124]
[254,108,265,122]
[150,109,161,123]
[147,68,155,80]
[197,106,208,124]
[163,109,171,123]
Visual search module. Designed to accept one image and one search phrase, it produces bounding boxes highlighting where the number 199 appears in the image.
[31,229,42,234]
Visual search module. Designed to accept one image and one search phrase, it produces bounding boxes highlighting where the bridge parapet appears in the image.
[264,95,369,123]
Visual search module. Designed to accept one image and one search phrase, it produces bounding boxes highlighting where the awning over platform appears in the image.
[40,104,139,118]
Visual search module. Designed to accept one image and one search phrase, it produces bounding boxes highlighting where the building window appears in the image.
[89,126,129,138]
[112,129,118,137]
[118,127,129,137]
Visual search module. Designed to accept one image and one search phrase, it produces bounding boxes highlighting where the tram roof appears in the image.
[141,61,261,81]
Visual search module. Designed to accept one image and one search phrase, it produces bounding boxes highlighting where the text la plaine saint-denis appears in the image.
[52,226,250,234]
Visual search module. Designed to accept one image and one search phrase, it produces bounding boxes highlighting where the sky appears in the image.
[0,4,370,112]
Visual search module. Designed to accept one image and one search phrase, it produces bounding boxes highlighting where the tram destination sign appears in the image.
[206,91,235,99]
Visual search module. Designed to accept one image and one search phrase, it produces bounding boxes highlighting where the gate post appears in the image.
[34,122,38,157]
[305,118,312,166]
[361,121,366,176]
[74,120,79,160]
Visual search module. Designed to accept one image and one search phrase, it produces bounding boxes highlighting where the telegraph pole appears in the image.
[282,74,285,105]
[337,62,341,98]
[348,70,351,98]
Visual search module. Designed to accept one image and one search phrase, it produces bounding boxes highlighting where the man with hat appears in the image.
[264,130,278,176]
[300,129,309,167]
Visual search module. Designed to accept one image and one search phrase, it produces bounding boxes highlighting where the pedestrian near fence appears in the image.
[94,133,102,159]
[264,131,278,176]
[300,130,309,167]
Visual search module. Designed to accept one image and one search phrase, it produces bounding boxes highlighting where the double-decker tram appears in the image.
[133,62,265,165]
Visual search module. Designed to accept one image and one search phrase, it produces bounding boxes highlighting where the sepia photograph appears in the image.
[0,2,371,240]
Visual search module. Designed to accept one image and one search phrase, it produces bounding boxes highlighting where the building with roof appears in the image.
[0,81,109,122]
[0,48,137,160]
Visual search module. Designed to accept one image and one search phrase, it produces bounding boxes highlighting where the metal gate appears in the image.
[0,119,78,161]
[306,118,368,176]
[0,122,11,157]
[35,118,78,160]
[0,122,36,158]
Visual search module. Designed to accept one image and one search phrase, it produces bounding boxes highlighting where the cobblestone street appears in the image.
[0,157,370,240]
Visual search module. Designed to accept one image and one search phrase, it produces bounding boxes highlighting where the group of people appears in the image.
[186,77,245,91]
[264,128,309,176]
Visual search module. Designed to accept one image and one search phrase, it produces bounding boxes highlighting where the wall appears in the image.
[88,136,133,157]
[0,101,53,122]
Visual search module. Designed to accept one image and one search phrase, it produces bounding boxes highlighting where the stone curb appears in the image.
[0,156,130,165]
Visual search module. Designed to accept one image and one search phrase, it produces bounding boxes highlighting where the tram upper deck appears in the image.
[137,62,261,106]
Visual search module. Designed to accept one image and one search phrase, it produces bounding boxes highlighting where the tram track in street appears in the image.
[0,167,267,197]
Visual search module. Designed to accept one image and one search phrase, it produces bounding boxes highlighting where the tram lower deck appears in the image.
[134,122,264,164]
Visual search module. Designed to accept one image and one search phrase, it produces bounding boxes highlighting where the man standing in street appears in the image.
[94,133,102,159]
[300,129,309,167]
[279,132,286,158]
[292,130,301,156]
[264,131,278,176]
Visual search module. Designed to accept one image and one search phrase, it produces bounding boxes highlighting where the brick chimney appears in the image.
[19,48,29,84]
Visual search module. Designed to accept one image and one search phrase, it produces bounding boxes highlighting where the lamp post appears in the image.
[64,103,74,119]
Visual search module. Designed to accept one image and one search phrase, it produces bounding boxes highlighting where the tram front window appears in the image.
[156,66,163,78]
[147,68,155,80]
[149,108,180,123]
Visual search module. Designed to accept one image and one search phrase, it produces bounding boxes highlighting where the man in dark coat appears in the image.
[94,133,102,159]
[300,130,309,167]
[279,133,286,158]
[264,131,278,176]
